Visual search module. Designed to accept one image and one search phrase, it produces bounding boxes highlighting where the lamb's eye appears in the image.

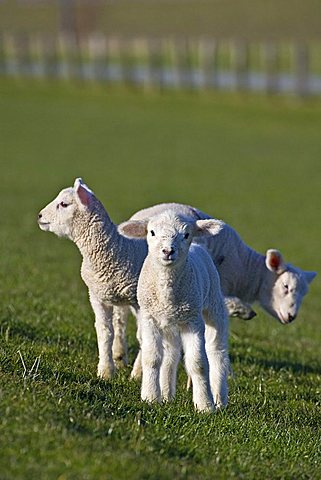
[283,283,289,291]
[60,201,68,208]
[184,233,190,239]
[150,230,155,237]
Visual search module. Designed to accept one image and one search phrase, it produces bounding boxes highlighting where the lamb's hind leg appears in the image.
[112,305,129,368]
[181,321,214,413]
[160,331,181,402]
[140,316,163,403]
[89,291,115,380]
[203,305,229,409]
[131,308,143,380]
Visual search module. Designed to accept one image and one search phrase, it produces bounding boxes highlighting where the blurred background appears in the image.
[1,0,321,94]
[1,0,320,272]
[1,0,321,242]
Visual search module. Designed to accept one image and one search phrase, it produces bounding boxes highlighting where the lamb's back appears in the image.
[130,203,211,222]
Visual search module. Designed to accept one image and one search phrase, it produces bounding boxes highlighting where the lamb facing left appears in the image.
[37,178,148,379]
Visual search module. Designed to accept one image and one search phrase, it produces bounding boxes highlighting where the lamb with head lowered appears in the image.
[120,211,229,412]
[127,202,316,325]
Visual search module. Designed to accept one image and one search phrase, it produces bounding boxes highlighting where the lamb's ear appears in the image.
[74,178,95,208]
[194,219,224,237]
[304,271,317,284]
[118,220,148,239]
[265,249,286,274]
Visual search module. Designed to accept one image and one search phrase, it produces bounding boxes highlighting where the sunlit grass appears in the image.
[1,79,320,479]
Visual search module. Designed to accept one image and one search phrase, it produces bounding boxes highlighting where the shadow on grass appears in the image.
[230,351,321,375]
[1,313,93,349]
[4,315,320,376]
[256,357,321,375]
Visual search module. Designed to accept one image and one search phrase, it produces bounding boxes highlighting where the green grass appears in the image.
[1,79,321,479]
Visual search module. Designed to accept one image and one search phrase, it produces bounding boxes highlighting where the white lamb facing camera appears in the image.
[120,211,229,412]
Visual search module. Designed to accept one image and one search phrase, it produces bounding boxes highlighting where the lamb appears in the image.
[38,178,148,379]
[127,202,317,325]
[118,202,316,380]
[120,211,229,411]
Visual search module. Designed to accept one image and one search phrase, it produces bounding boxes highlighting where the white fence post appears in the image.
[295,43,310,96]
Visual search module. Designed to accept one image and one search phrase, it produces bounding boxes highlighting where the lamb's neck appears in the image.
[237,243,266,303]
[151,260,189,298]
[73,209,127,272]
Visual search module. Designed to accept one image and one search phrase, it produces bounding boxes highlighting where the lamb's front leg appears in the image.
[89,291,115,380]
[181,321,214,413]
[160,330,181,402]
[112,305,129,368]
[140,316,163,403]
[225,296,256,320]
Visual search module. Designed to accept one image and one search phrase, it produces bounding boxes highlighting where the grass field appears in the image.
[1,79,321,479]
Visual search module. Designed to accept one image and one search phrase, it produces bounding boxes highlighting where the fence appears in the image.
[1,32,321,95]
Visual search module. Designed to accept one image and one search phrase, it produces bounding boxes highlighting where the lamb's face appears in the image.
[38,187,77,239]
[260,249,316,324]
[268,267,314,324]
[146,214,194,267]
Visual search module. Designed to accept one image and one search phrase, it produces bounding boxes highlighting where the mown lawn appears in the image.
[0,79,320,479]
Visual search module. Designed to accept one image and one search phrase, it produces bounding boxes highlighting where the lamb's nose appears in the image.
[162,248,175,256]
[288,314,296,323]
[38,213,42,220]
